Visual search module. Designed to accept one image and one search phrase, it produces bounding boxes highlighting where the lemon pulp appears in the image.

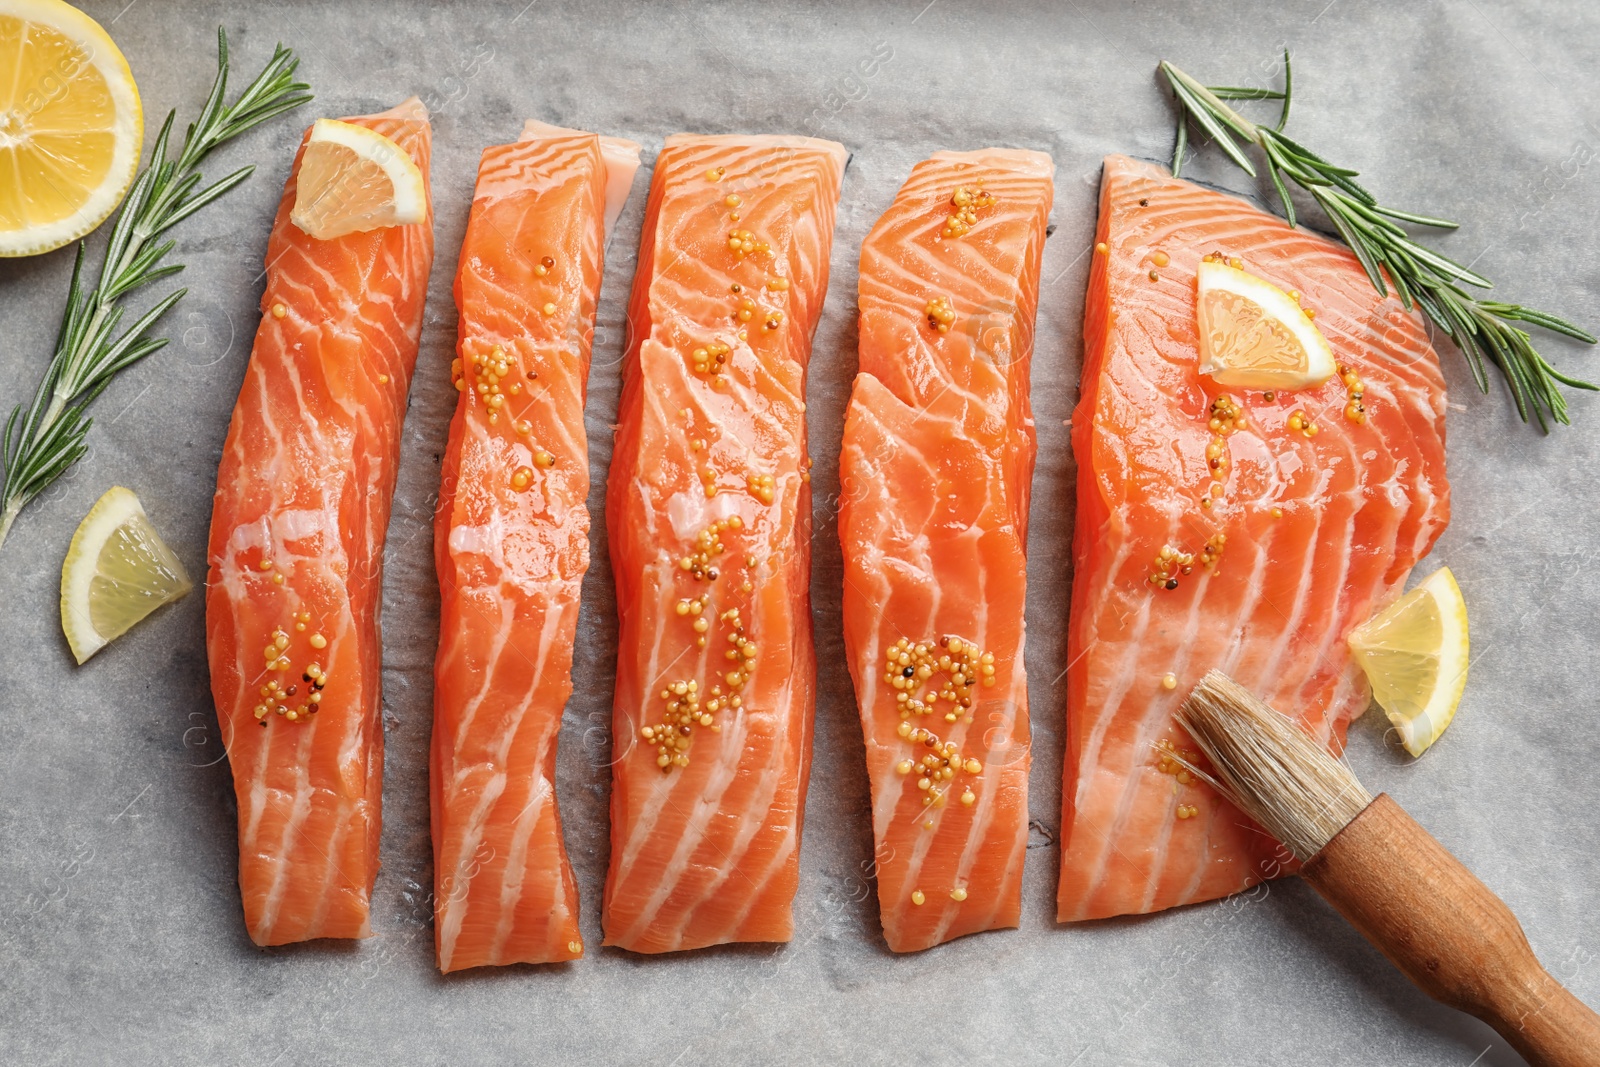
[290,119,425,240]
[1196,258,1336,391]
[61,486,191,664]
[1347,566,1470,757]
[0,0,143,256]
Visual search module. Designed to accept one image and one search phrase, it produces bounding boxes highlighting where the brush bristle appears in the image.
[1176,670,1373,862]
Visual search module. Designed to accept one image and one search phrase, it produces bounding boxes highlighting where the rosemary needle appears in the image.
[1160,52,1596,430]
[0,29,311,551]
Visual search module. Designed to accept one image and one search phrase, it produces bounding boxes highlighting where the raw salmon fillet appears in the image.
[839,149,1052,951]
[206,99,434,946]
[1058,155,1449,921]
[604,134,846,953]
[431,122,640,971]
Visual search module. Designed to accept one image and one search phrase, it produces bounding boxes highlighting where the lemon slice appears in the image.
[290,118,425,239]
[1196,258,1336,390]
[0,0,144,257]
[1347,567,1469,757]
[61,486,192,664]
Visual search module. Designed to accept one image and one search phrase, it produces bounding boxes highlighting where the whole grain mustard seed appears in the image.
[254,633,333,727]
[1339,362,1368,423]
[1287,409,1320,438]
[942,185,995,239]
[883,636,995,815]
[646,517,764,771]
[727,229,768,258]
[924,296,955,334]
[1155,738,1203,821]
[1148,544,1195,590]
[270,302,287,319]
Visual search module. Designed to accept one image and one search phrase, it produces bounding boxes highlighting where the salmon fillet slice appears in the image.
[1058,155,1449,922]
[431,122,640,971]
[839,149,1053,951]
[604,134,846,953]
[205,99,435,946]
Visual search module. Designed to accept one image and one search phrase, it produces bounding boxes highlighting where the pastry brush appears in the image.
[1176,670,1600,1067]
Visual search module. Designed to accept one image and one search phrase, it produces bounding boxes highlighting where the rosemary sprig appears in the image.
[0,29,311,551]
[1161,53,1596,430]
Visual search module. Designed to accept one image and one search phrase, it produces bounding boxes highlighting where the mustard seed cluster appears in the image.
[1154,737,1203,821]
[251,610,331,726]
[883,635,997,724]
[1203,393,1246,510]
[727,229,768,258]
[1147,545,1195,591]
[677,517,741,581]
[1340,362,1367,424]
[894,728,985,813]
[941,185,995,239]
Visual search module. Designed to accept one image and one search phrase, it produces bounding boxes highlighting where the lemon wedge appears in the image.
[61,486,192,664]
[290,118,425,239]
[1196,258,1336,390]
[1347,566,1469,757]
[0,0,144,257]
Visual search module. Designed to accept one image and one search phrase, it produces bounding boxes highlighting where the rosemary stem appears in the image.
[39,396,67,437]
[0,29,309,553]
[1160,60,1260,140]
[0,503,19,553]
[1159,55,1595,429]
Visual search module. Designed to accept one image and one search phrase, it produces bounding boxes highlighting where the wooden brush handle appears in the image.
[1303,793,1600,1067]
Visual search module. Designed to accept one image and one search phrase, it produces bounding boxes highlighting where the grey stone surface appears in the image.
[2,1,1598,1064]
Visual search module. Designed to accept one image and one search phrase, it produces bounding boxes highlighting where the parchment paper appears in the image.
[3,1,1599,1063]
